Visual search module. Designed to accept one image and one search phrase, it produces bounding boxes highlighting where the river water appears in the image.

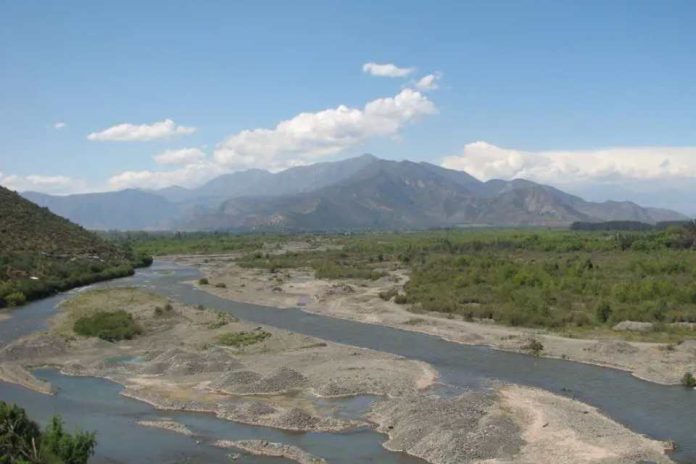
[1,261,695,463]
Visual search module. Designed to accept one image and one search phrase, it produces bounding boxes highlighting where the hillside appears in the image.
[0,186,151,308]
[20,156,688,231]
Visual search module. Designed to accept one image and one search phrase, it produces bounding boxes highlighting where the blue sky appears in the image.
[1,1,696,212]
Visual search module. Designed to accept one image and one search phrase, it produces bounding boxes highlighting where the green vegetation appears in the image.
[118,225,696,336]
[198,278,209,285]
[216,330,271,347]
[682,372,696,388]
[237,249,387,280]
[0,401,96,464]
[104,231,274,256]
[214,282,227,288]
[73,310,142,341]
[0,187,152,309]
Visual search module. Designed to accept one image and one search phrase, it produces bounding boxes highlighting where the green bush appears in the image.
[682,372,696,388]
[4,291,26,307]
[524,338,544,356]
[215,282,227,288]
[73,310,141,341]
[0,401,96,464]
[216,330,271,347]
[198,278,209,285]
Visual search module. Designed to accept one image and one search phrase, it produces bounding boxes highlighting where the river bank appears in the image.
[178,254,696,386]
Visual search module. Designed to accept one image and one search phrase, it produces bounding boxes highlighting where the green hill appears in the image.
[0,186,151,308]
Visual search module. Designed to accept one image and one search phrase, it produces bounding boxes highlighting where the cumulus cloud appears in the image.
[362,62,415,78]
[53,122,67,129]
[154,147,206,165]
[108,161,222,190]
[214,88,436,171]
[414,73,442,91]
[442,141,696,183]
[87,119,196,142]
[0,172,88,194]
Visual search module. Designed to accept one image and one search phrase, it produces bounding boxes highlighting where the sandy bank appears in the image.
[0,362,53,394]
[137,419,193,436]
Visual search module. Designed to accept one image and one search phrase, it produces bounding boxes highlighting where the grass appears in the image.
[216,330,271,347]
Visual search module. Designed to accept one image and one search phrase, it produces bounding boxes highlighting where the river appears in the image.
[1,260,694,462]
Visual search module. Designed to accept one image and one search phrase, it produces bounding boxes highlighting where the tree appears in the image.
[0,401,96,464]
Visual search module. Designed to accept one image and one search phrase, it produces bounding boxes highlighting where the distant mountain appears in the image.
[188,159,688,231]
[0,186,148,307]
[21,155,688,231]
[23,189,179,230]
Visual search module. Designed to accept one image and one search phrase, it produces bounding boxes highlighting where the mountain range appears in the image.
[22,155,687,231]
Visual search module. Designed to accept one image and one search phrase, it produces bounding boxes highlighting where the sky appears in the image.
[1,0,696,213]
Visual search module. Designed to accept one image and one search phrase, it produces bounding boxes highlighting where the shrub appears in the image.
[682,372,696,388]
[198,278,209,285]
[73,310,141,341]
[215,282,227,288]
[4,291,27,307]
[216,330,271,347]
[595,301,612,323]
[524,338,544,356]
[394,294,408,304]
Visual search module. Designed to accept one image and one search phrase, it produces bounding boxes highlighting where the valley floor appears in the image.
[179,253,696,386]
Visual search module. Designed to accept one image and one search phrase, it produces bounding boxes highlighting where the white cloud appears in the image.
[0,172,88,194]
[154,147,206,165]
[414,73,442,91]
[362,62,415,78]
[108,161,223,190]
[442,141,696,183]
[442,142,696,213]
[53,122,67,129]
[214,88,436,171]
[87,119,196,142]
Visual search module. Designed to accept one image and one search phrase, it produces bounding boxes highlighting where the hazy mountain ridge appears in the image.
[20,155,687,231]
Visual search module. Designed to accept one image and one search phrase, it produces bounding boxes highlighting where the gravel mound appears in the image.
[585,341,639,356]
[0,334,68,361]
[234,367,308,394]
[371,392,523,464]
[139,348,242,376]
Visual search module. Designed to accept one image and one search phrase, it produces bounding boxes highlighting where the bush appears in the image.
[0,401,96,464]
[215,282,227,288]
[595,301,612,323]
[198,278,209,285]
[216,330,271,347]
[73,310,141,341]
[682,372,696,388]
[4,291,27,307]
[394,294,408,304]
[524,338,544,356]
